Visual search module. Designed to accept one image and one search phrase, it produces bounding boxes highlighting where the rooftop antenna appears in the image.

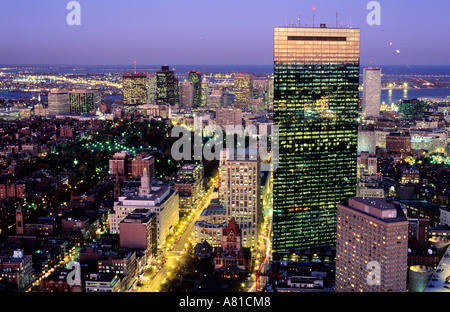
[336,11,338,27]
[312,7,316,27]
[298,15,301,27]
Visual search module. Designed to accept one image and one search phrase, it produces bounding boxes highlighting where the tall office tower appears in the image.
[147,74,157,104]
[48,90,70,115]
[335,197,409,292]
[156,65,177,105]
[122,73,148,106]
[201,77,209,106]
[362,67,382,118]
[219,149,261,248]
[272,26,360,259]
[266,75,274,111]
[188,71,202,107]
[179,80,194,108]
[69,89,101,114]
[233,73,253,109]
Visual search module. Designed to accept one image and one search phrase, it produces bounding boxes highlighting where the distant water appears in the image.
[1,65,449,103]
[2,64,450,76]
[2,88,448,104]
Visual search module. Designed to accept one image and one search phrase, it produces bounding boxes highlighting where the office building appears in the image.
[219,149,261,248]
[272,26,360,258]
[215,107,243,130]
[233,73,253,109]
[188,71,202,107]
[357,151,378,179]
[131,154,155,180]
[48,90,70,116]
[386,131,412,154]
[206,89,223,108]
[362,68,382,118]
[69,89,101,114]
[0,250,33,291]
[335,197,409,292]
[109,151,132,176]
[119,209,158,261]
[109,172,179,246]
[357,127,376,154]
[179,80,194,108]
[156,65,177,105]
[122,73,148,106]
[147,74,157,104]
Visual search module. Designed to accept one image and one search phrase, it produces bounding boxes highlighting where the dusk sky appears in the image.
[0,0,449,66]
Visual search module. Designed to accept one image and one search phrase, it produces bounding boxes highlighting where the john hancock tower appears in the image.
[272,25,360,260]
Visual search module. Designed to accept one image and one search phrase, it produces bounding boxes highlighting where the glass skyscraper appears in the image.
[362,67,382,118]
[188,71,202,107]
[157,65,178,105]
[272,26,360,259]
[122,73,148,106]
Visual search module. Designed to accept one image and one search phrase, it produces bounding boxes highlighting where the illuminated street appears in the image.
[134,178,216,292]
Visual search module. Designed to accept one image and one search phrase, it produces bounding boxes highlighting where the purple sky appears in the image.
[0,0,449,66]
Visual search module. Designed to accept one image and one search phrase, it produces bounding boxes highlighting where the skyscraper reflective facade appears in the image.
[188,71,202,107]
[362,67,381,118]
[69,89,101,114]
[122,73,148,106]
[156,65,177,105]
[272,26,360,259]
[48,90,70,116]
[233,73,253,109]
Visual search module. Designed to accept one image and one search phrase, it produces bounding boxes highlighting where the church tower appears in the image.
[16,204,24,235]
[114,173,121,200]
[139,168,150,196]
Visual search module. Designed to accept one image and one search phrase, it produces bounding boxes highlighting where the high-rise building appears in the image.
[147,74,157,104]
[215,107,243,130]
[233,73,253,109]
[156,65,177,105]
[109,151,131,176]
[266,75,274,111]
[131,154,155,180]
[109,176,179,246]
[335,197,409,292]
[179,80,194,108]
[362,68,382,118]
[69,89,101,114]
[188,71,202,107]
[201,77,209,106]
[386,131,412,154]
[119,208,158,260]
[272,26,360,259]
[122,73,148,106]
[206,89,223,108]
[219,149,261,248]
[48,90,70,116]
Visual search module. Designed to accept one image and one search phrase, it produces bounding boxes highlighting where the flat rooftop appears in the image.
[342,197,408,223]
[424,245,450,292]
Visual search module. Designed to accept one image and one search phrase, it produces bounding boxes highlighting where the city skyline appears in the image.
[0,0,449,298]
[0,0,449,66]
